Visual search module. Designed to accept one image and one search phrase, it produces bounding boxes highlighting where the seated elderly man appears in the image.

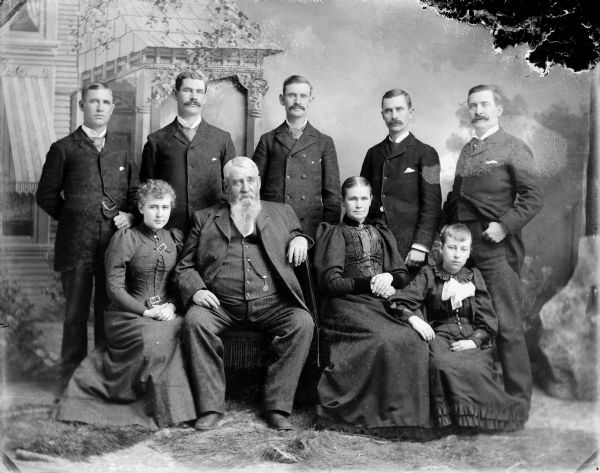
[175,156,315,431]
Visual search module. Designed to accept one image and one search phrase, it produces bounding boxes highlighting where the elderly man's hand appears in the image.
[114,211,135,230]
[192,289,220,309]
[287,236,308,266]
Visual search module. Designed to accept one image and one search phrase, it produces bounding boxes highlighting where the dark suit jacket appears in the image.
[443,128,544,271]
[36,127,139,272]
[140,119,236,232]
[175,201,311,312]
[253,122,341,239]
[360,132,442,258]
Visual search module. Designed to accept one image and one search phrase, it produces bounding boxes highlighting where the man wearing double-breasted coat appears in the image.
[36,82,139,393]
[253,75,340,240]
[140,71,235,233]
[443,84,544,411]
[361,89,442,273]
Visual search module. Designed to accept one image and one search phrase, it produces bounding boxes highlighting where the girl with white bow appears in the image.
[388,223,527,433]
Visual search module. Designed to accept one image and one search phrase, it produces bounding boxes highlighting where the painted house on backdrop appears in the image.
[0,0,78,304]
[0,0,281,305]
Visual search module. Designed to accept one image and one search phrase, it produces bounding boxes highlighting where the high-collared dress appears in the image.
[389,264,527,431]
[56,225,196,428]
[314,216,434,439]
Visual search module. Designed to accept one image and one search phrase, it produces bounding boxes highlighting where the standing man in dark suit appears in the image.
[361,89,441,274]
[36,82,139,393]
[443,84,544,411]
[176,157,314,432]
[253,75,340,239]
[140,71,236,232]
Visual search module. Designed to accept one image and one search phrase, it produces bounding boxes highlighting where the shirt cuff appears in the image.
[410,243,429,253]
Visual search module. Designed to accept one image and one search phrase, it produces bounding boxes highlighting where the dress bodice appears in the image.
[339,217,384,279]
[105,225,184,314]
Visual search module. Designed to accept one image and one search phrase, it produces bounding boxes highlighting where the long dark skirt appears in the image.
[317,294,432,439]
[430,323,527,431]
[57,311,196,429]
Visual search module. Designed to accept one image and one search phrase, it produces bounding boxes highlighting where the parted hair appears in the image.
[341,176,372,198]
[81,82,112,101]
[282,75,313,95]
[175,71,208,92]
[137,179,176,208]
[381,89,412,109]
[440,223,472,245]
[468,84,503,106]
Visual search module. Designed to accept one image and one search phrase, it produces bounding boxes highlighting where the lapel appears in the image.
[189,119,209,149]
[274,122,295,152]
[288,122,317,155]
[387,132,415,160]
[466,128,506,158]
[73,126,101,156]
[255,206,281,270]
[168,118,190,146]
[214,205,231,242]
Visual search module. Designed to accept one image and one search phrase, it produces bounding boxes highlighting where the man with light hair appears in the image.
[176,157,314,431]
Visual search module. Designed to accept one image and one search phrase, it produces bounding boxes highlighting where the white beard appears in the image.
[230,195,261,236]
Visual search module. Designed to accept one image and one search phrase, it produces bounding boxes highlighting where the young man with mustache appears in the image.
[443,84,544,414]
[140,71,236,232]
[360,89,442,275]
[175,157,314,432]
[253,75,341,239]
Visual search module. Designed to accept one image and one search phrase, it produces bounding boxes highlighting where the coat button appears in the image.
[286,175,291,179]
[301,195,306,200]
[382,194,386,198]
[286,195,291,199]
[302,154,306,158]
[383,176,388,180]
[301,174,307,179]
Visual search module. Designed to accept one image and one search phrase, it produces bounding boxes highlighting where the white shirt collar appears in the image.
[177,115,202,129]
[285,118,308,130]
[477,125,499,141]
[388,130,410,144]
[81,124,106,138]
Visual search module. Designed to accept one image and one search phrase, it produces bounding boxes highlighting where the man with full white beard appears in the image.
[175,157,315,432]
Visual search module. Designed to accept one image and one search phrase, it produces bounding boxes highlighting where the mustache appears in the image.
[184,100,202,106]
[472,115,488,122]
[289,105,305,111]
[390,120,403,126]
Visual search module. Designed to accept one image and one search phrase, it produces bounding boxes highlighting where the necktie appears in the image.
[181,126,196,142]
[90,136,104,152]
[288,125,304,140]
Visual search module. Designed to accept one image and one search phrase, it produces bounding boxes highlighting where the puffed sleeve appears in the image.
[105,229,147,315]
[373,219,410,288]
[468,267,498,347]
[387,265,433,322]
[314,223,371,296]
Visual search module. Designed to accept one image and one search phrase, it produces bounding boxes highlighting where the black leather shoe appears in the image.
[264,411,294,431]
[193,412,223,431]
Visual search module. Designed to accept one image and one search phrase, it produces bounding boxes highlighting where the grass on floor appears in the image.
[1,407,153,462]
[2,399,597,470]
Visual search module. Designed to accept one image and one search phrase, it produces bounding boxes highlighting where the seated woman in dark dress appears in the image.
[315,176,433,439]
[57,180,196,429]
[388,223,527,432]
